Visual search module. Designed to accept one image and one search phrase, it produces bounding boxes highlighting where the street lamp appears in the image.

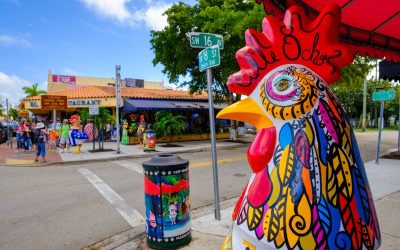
[108,65,122,154]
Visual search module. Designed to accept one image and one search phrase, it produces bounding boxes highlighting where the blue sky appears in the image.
[0,0,195,105]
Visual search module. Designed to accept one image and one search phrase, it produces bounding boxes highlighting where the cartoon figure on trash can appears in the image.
[217,5,381,250]
[143,156,191,248]
[68,114,88,154]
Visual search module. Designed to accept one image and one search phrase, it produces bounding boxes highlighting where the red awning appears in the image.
[257,0,400,62]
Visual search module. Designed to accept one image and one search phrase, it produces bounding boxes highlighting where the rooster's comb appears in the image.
[227,5,355,96]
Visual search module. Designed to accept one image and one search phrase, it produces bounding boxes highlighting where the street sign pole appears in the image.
[53,109,56,130]
[6,99,10,148]
[376,100,385,164]
[206,68,221,220]
[193,34,223,220]
[116,65,121,154]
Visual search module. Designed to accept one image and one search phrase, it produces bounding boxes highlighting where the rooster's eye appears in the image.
[275,79,289,91]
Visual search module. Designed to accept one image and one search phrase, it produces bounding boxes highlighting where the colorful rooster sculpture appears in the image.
[217,5,380,250]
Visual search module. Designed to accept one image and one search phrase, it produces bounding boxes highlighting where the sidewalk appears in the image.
[0,135,254,167]
[0,139,62,166]
[92,158,400,250]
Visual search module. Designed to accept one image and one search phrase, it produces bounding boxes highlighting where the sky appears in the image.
[0,0,195,106]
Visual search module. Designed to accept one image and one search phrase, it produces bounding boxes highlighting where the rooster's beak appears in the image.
[216,98,273,130]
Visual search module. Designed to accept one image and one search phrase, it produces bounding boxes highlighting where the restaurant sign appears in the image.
[41,95,68,110]
[68,99,101,106]
[52,74,76,85]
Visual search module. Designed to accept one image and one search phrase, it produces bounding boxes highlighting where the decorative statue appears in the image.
[137,115,146,148]
[217,5,380,250]
[84,122,98,141]
[69,114,88,154]
[121,120,129,145]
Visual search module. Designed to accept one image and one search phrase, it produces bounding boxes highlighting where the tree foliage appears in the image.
[154,111,185,144]
[9,107,18,120]
[22,83,47,97]
[0,104,4,117]
[150,0,265,102]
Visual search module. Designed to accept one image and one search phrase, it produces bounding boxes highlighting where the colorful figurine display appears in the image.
[69,114,88,154]
[83,122,98,141]
[121,120,129,145]
[137,115,146,148]
[217,5,380,250]
[143,125,156,152]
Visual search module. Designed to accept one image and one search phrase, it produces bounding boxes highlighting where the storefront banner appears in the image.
[52,75,76,85]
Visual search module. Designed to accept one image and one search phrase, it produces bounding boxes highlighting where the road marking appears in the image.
[189,156,247,168]
[113,160,143,174]
[5,158,35,165]
[78,168,145,228]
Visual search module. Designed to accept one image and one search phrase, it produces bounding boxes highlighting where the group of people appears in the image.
[15,118,76,163]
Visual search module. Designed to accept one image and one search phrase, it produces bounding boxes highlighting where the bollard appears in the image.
[143,154,191,249]
[143,128,156,152]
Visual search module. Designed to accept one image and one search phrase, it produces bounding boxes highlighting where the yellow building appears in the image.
[47,70,164,93]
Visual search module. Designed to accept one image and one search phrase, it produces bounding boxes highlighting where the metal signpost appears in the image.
[6,99,11,148]
[372,90,396,164]
[197,43,222,220]
[89,106,99,151]
[189,32,224,49]
[115,65,121,154]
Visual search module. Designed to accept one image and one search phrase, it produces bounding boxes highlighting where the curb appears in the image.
[82,197,239,250]
[0,142,250,168]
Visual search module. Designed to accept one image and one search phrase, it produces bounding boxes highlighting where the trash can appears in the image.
[143,154,191,249]
[143,128,156,152]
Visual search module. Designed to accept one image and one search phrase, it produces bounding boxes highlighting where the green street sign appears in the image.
[372,90,396,101]
[189,32,223,49]
[198,45,220,71]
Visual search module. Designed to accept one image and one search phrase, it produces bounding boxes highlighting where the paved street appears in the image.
[0,147,250,250]
[0,131,398,250]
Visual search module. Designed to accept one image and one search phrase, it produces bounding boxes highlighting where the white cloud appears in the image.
[0,34,32,48]
[80,0,133,23]
[80,0,170,31]
[0,72,31,105]
[142,3,171,31]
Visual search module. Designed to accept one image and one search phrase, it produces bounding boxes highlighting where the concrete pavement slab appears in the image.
[364,159,400,200]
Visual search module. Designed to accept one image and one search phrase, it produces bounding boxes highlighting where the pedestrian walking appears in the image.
[60,119,71,153]
[34,123,47,163]
[16,121,25,149]
[48,129,57,152]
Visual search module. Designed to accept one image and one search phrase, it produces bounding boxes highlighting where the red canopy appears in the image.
[257,0,400,62]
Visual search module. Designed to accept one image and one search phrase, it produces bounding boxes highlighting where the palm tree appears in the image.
[154,111,185,145]
[22,83,47,97]
[9,108,18,121]
[0,104,4,117]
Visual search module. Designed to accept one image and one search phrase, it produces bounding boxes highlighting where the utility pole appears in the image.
[115,65,121,154]
[362,80,367,131]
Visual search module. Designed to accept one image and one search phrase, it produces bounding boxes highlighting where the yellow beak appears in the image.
[216,98,273,130]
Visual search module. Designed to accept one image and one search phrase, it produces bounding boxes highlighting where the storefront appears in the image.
[24,85,230,142]
[24,86,117,123]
